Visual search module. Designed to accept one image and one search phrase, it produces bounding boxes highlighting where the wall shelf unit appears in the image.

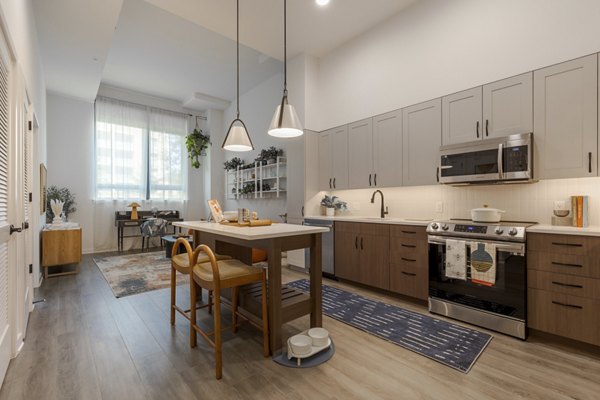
[225,156,287,200]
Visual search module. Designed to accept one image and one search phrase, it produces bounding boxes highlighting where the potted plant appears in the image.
[224,157,244,171]
[320,195,348,217]
[185,128,211,168]
[255,146,283,165]
[46,185,77,223]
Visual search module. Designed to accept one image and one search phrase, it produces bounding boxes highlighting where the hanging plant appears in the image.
[185,127,211,168]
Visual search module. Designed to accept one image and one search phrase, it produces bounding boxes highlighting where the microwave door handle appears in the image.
[498,143,504,179]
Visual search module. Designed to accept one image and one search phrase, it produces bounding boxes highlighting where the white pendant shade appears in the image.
[222,120,253,152]
[268,103,303,138]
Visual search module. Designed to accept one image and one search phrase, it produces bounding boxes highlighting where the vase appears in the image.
[325,208,335,217]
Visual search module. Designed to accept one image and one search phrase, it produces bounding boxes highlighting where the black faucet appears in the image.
[370,190,389,218]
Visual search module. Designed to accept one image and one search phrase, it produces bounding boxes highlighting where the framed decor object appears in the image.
[40,163,47,214]
[207,199,224,223]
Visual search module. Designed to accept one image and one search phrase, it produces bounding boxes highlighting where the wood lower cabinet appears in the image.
[389,225,428,300]
[334,221,389,291]
[527,232,600,346]
[42,228,82,278]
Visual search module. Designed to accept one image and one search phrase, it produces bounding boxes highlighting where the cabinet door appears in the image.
[359,224,390,290]
[442,87,483,145]
[534,55,598,179]
[373,110,402,188]
[331,125,349,190]
[334,223,361,282]
[483,73,533,139]
[286,135,305,220]
[347,118,373,189]
[402,99,442,186]
[318,130,333,190]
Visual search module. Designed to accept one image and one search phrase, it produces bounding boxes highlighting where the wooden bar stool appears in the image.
[170,238,231,325]
[190,244,269,380]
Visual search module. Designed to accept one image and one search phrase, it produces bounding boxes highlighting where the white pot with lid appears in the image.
[470,205,505,223]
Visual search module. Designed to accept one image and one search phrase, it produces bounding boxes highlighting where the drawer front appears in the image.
[335,221,362,234]
[528,270,600,300]
[528,288,600,346]
[528,233,600,256]
[528,251,600,279]
[390,261,428,300]
[360,222,390,237]
[390,225,427,240]
[390,237,427,263]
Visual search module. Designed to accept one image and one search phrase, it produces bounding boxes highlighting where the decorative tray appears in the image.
[287,330,332,366]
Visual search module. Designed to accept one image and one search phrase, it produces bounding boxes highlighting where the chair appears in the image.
[170,238,231,325]
[140,217,168,250]
[190,245,269,379]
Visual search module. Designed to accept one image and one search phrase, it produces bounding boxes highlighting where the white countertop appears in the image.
[173,221,329,240]
[526,224,600,237]
[303,215,431,226]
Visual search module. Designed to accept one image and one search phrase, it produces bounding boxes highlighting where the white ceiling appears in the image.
[33,0,419,107]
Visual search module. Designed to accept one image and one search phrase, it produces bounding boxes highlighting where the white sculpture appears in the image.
[50,199,65,225]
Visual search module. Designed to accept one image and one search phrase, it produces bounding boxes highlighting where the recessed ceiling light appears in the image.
[315,0,330,6]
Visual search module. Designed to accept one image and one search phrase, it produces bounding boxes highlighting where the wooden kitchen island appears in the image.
[173,221,328,354]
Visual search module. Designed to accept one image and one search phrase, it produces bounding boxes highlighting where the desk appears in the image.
[174,221,328,354]
[115,210,183,251]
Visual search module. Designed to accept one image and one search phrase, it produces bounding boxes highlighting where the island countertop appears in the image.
[173,220,329,241]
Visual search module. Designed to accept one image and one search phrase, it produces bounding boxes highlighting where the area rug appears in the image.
[286,279,492,373]
[94,252,185,298]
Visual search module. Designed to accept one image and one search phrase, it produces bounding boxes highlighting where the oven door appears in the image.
[428,235,526,321]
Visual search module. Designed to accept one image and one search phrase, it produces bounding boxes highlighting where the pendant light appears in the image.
[222,0,254,152]
[268,0,303,138]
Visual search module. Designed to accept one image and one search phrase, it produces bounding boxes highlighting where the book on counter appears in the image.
[571,195,589,228]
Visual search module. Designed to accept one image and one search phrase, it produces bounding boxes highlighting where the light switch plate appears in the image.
[435,202,443,213]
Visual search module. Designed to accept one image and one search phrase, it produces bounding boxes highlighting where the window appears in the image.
[95,97,188,200]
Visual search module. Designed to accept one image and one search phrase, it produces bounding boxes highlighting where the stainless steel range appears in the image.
[427,220,535,339]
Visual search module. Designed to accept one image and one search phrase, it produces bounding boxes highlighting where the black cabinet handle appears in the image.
[485,119,489,136]
[401,271,417,277]
[551,242,583,248]
[355,236,358,249]
[374,174,377,186]
[360,237,363,250]
[333,178,336,189]
[552,301,582,309]
[476,121,480,138]
[589,152,592,173]
[551,261,583,268]
[369,174,372,186]
[401,244,416,248]
[436,167,439,183]
[401,257,416,262]
[301,206,304,217]
[551,281,583,289]
[401,231,416,235]
[329,178,332,189]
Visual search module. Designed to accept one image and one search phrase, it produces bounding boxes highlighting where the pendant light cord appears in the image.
[283,0,287,97]
[236,0,240,119]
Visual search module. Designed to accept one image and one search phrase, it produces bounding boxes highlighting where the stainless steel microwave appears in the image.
[438,133,533,185]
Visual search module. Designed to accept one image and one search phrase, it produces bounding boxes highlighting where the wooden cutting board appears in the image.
[220,219,273,227]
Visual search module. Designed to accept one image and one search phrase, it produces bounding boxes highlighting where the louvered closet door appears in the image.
[0,33,12,385]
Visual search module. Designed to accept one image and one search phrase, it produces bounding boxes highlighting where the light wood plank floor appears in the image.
[1,251,599,400]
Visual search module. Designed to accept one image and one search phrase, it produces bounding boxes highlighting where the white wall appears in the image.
[0,0,47,286]
[218,72,289,221]
[318,0,600,130]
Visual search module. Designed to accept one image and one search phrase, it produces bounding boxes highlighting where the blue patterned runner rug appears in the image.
[286,279,492,373]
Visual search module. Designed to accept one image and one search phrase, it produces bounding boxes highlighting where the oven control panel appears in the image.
[426,221,527,241]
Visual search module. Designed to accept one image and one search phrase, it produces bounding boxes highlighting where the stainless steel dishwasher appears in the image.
[303,218,335,278]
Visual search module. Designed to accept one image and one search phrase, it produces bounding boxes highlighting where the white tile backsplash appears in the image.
[323,177,600,224]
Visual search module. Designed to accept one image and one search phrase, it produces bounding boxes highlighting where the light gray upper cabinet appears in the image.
[402,98,441,186]
[442,87,482,145]
[534,54,598,179]
[443,74,533,145]
[373,110,402,188]
[483,72,533,139]
[319,125,349,190]
[348,118,373,189]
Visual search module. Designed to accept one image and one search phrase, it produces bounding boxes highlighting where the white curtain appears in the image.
[95,97,148,200]
[149,108,189,200]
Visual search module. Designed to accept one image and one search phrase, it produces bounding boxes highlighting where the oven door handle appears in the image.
[428,235,525,254]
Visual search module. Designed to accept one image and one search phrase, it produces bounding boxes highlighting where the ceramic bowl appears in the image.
[308,327,329,347]
[222,211,238,221]
[289,334,312,355]
[553,209,569,217]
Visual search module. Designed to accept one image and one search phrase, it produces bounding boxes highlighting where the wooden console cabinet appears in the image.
[527,232,600,346]
[42,227,82,278]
